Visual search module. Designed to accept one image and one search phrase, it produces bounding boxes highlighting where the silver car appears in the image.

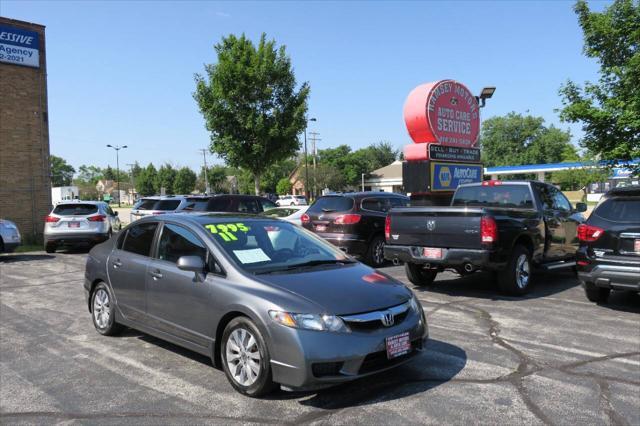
[45,201,121,253]
[130,196,190,222]
[84,214,428,396]
[276,195,308,206]
[0,219,21,253]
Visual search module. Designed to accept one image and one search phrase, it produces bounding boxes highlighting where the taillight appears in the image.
[45,215,60,223]
[152,211,165,215]
[301,213,310,224]
[385,215,391,241]
[480,216,498,243]
[88,214,106,222]
[334,214,361,225]
[577,224,604,242]
[482,180,503,186]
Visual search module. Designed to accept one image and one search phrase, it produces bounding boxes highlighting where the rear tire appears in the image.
[498,245,532,296]
[45,243,56,253]
[583,281,610,303]
[405,262,438,287]
[365,235,386,267]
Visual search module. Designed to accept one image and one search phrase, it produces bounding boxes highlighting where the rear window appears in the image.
[154,200,181,211]
[452,185,534,209]
[307,196,354,213]
[185,198,211,211]
[136,199,158,210]
[53,204,98,216]
[594,198,640,222]
[206,197,232,211]
[295,196,306,200]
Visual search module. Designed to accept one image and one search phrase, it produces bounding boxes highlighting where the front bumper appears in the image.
[266,310,428,389]
[45,232,110,246]
[384,244,499,270]
[2,241,21,253]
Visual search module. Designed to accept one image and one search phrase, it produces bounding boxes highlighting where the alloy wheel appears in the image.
[226,328,261,387]
[515,254,530,289]
[93,288,111,329]
[373,240,385,265]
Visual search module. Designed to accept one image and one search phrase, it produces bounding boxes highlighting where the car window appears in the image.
[547,186,572,212]
[157,223,207,264]
[594,198,640,222]
[185,198,211,211]
[262,208,297,218]
[106,205,116,216]
[155,200,181,211]
[307,196,354,213]
[238,199,260,213]
[260,198,277,211]
[121,222,158,256]
[537,185,554,210]
[206,197,232,211]
[53,204,98,216]
[452,185,534,209]
[389,197,409,207]
[361,197,387,212]
[137,199,158,210]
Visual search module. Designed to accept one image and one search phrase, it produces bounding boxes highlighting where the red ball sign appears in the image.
[404,80,480,147]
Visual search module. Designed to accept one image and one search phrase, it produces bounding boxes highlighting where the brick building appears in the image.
[0,17,51,241]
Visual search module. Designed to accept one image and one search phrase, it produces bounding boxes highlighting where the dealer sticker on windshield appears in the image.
[204,223,249,242]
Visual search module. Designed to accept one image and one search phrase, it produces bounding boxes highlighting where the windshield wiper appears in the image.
[255,259,355,275]
[321,208,335,212]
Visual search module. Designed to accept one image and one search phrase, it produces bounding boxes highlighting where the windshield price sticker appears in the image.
[205,223,249,242]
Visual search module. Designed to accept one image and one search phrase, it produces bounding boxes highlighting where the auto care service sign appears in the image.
[431,162,483,191]
[404,80,480,148]
[0,24,40,68]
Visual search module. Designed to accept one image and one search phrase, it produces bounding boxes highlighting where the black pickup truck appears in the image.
[384,181,587,295]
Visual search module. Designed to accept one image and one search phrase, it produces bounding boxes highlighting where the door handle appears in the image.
[112,260,122,268]
[149,270,163,280]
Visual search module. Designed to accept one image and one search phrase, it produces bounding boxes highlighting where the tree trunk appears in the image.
[254,173,261,196]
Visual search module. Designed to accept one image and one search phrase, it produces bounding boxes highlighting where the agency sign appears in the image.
[431,162,482,192]
[0,24,40,68]
[404,79,480,148]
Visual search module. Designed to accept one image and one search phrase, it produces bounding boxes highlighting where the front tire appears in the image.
[405,262,438,287]
[45,242,56,253]
[498,245,532,296]
[583,281,610,303]
[91,282,123,336]
[221,317,275,397]
[366,235,386,267]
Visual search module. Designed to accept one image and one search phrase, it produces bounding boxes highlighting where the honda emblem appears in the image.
[381,311,394,327]
[427,220,436,231]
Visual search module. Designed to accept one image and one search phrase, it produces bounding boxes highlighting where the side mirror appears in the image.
[575,202,587,213]
[114,211,119,216]
[177,255,205,273]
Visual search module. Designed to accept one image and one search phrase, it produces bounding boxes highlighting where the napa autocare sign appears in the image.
[0,24,40,68]
[431,162,482,191]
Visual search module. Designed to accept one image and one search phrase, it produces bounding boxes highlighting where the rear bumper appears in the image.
[317,233,369,258]
[2,242,20,253]
[384,244,500,270]
[577,262,640,292]
[45,233,109,245]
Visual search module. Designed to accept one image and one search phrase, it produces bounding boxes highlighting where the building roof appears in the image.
[369,160,403,180]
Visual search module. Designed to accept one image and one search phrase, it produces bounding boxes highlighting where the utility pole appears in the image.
[126,163,135,205]
[309,131,321,199]
[198,149,210,194]
[303,117,317,201]
[106,144,127,207]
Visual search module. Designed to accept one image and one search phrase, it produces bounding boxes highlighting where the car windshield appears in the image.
[261,208,298,218]
[452,185,534,209]
[53,204,98,216]
[201,219,353,274]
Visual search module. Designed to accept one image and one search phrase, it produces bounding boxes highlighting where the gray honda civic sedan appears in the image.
[84,213,428,396]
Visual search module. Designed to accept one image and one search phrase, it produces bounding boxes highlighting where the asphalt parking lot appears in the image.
[1,251,639,425]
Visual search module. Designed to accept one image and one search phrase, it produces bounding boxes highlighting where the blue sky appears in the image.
[3,1,608,172]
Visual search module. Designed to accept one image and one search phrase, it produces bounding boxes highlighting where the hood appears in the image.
[254,263,412,316]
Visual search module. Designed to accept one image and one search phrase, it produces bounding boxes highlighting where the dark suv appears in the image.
[302,192,409,266]
[577,186,640,303]
[184,195,277,213]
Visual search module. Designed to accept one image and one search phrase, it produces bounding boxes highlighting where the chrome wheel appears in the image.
[93,288,111,329]
[226,328,261,387]
[515,254,530,289]
[373,239,385,265]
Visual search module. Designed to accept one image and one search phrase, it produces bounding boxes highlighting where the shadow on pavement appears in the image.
[597,290,640,314]
[0,253,55,262]
[293,338,466,410]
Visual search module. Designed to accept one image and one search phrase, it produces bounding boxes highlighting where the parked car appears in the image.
[45,201,121,253]
[576,186,640,303]
[130,196,191,222]
[84,214,428,396]
[384,181,586,295]
[0,219,21,253]
[301,192,410,267]
[261,206,309,226]
[276,195,308,206]
[195,194,277,213]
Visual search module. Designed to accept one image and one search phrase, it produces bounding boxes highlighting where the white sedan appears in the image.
[261,206,309,226]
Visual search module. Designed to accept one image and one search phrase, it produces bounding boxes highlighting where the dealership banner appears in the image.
[431,162,483,191]
[0,24,40,68]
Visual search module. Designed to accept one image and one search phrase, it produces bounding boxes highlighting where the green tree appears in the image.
[50,155,75,186]
[276,177,292,195]
[137,163,158,196]
[559,0,640,173]
[76,165,104,184]
[261,158,297,193]
[156,163,176,194]
[480,113,575,167]
[174,167,197,194]
[129,161,143,182]
[103,166,116,181]
[194,33,310,195]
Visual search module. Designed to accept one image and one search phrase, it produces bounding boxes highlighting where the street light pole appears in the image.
[303,117,316,200]
[106,144,128,207]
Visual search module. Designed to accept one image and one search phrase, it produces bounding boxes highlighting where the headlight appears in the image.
[409,295,422,314]
[269,310,350,333]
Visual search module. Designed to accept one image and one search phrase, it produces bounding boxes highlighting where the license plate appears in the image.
[68,222,80,228]
[316,225,327,232]
[422,247,442,259]
[386,331,411,359]
[635,239,640,253]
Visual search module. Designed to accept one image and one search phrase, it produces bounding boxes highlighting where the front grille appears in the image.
[358,338,422,374]
[341,302,411,332]
[312,361,344,377]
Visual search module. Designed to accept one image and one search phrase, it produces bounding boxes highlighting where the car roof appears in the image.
[132,212,278,226]
[55,200,104,205]
[607,185,640,197]
[320,192,408,199]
